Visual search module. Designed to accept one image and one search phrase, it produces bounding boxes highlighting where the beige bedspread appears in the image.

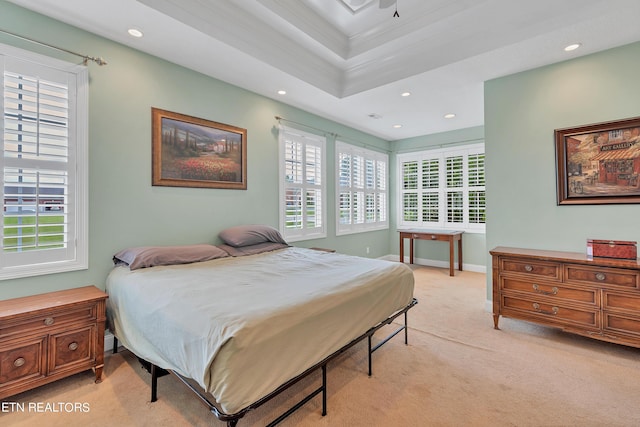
[106,247,414,414]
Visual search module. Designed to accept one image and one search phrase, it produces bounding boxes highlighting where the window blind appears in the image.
[0,44,88,279]
[336,141,388,235]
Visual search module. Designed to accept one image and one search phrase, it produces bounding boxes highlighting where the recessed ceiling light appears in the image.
[444,113,456,119]
[393,124,402,128]
[277,90,287,95]
[401,92,411,97]
[127,28,143,38]
[564,43,581,52]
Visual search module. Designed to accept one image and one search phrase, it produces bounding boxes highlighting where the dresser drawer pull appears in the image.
[532,302,558,315]
[13,357,25,368]
[524,264,533,272]
[532,284,558,295]
[595,272,606,281]
[43,317,55,326]
[431,235,437,240]
[68,342,79,351]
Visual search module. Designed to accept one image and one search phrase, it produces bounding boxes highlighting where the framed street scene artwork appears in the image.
[556,116,640,205]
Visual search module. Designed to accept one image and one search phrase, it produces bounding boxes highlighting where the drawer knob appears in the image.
[43,317,55,326]
[14,357,25,367]
[68,342,79,351]
[532,284,558,295]
[595,272,606,281]
[431,235,437,240]
[524,264,533,272]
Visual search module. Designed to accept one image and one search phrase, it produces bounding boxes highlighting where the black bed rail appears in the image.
[142,297,417,426]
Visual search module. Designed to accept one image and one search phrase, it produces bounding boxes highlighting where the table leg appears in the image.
[458,236,463,271]
[409,238,414,264]
[449,238,454,276]
[399,234,404,263]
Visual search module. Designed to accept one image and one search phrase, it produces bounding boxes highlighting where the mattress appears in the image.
[106,246,414,414]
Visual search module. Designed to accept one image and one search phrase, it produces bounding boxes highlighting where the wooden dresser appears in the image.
[491,246,640,348]
[0,286,108,399]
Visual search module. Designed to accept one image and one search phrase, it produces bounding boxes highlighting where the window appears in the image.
[397,143,485,232]
[278,126,326,242]
[336,141,388,235]
[1,43,88,280]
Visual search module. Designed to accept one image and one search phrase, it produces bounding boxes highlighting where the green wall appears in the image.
[0,2,393,299]
[391,126,487,271]
[485,41,640,298]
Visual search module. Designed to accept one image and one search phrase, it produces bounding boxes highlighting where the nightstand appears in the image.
[0,285,108,399]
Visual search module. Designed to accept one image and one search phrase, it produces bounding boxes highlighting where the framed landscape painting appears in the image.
[555,116,640,205]
[152,108,247,190]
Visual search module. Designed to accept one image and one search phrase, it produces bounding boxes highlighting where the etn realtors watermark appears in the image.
[1,401,90,413]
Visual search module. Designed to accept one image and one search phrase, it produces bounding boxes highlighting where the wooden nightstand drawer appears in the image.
[500,258,561,280]
[0,337,46,385]
[501,278,597,305]
[49,326,94,374]
[0,305,96,338]
[565,265,639,289]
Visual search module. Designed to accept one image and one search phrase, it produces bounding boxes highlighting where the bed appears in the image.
[106,225,416,426]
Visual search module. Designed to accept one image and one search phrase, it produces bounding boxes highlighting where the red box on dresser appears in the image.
[587,239,637,260]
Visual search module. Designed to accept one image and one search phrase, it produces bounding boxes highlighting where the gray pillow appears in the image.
[218,224,287,247]
[217,242,289,257]
[113,244,229,270]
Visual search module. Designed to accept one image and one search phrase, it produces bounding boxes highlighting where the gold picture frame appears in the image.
[152,108,247,190]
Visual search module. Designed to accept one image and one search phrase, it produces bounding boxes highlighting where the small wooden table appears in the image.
[399,229,464,276]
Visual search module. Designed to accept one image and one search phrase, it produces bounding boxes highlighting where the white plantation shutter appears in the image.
[421,158,439,222]
[398,143,485,232]
[336,141,388,235]
[468,153,486,224]
[279,126,326,241]
[1,44,88,279]
[446,155,464,224]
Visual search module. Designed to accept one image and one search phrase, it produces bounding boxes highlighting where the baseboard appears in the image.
[379,254,486,274]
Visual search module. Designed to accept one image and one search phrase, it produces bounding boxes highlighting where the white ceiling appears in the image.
[7,0,640,140]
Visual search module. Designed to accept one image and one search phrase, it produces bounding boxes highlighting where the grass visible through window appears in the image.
[3,215,65,251]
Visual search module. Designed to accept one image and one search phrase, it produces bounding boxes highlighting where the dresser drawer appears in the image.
[0,336,46,385]
[603,291,640,314]
[501,278,597,305]
[565,265,639,289]
[49,326,95,375]
[502,296,599,328]
[499,258,561,280]
[603,313,640,337]
[0,305,96,338]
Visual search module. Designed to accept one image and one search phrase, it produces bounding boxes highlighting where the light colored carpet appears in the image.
[2,265,640,426]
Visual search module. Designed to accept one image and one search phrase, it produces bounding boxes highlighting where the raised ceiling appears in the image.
[7,0,640,140]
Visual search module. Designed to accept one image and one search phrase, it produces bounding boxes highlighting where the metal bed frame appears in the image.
[114,297,417,426]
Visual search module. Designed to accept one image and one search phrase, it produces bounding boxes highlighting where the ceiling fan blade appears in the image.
[379,0,395,8]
